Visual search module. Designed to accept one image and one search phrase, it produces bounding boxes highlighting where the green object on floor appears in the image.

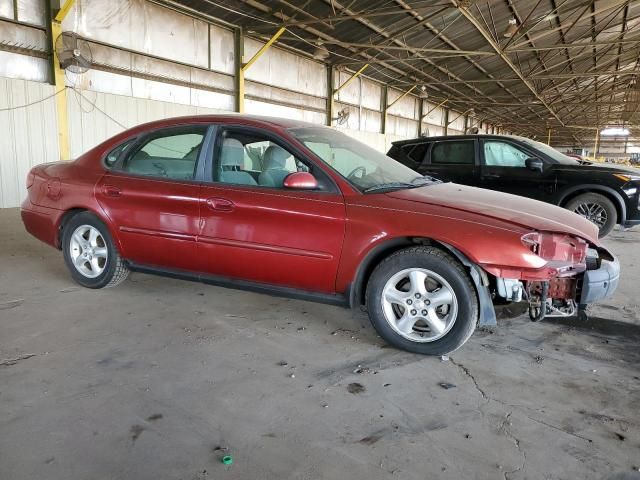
[222,455,233,465]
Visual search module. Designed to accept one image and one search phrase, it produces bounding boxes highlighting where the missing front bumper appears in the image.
[579,257,620,305]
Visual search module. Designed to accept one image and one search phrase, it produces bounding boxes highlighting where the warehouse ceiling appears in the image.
[165,0,639,147]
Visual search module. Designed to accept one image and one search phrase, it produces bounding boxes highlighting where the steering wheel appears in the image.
[346,166,366,181]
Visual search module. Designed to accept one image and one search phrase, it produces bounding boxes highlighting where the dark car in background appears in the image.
[388,135,640,237]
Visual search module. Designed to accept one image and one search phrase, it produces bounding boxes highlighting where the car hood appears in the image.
[386,183,599,244]
[556,162,640,176]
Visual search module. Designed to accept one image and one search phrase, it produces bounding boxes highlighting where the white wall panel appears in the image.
[387,114,418,138]
[62,0,209,68]
[244,37,326,97]
[339,129,387,153]
[334,70,360,106]
[361,109,381,134]
[0,20,48,52]
[0,78,59,208]
[0,51,49,83]
[245,99,325,124]
[387,88,419,119]
[0,0,13,19]
[67,70,234,112]
[210,24,235,75]
[361,77,381,111]
[424,124,444,137]
[17,0,46,26]
[67,89,234,158]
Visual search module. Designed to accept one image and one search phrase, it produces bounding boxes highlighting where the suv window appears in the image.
[122,127,207,180]
[216,130,309,188]
[431,141,474,165]
[484,141,529,167]
[402,143,428,164]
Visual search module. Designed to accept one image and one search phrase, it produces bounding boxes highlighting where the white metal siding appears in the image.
[67,89,234,158]
[0,77,59,208]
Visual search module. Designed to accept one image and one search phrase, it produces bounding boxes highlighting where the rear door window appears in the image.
[122,127,207,181]
[431,141,475,165]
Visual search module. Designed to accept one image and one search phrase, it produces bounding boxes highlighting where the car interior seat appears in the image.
[258,145,292,187]
[219,138,257,185]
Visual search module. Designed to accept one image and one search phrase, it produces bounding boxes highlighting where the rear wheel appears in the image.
[62,212,129,288]
[366,246,478,355]
[565,192,617,238]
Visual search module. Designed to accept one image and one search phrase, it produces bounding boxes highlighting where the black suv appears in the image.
[388,134,640,237]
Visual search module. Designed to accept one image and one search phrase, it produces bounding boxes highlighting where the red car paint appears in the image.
[21,115,604,299]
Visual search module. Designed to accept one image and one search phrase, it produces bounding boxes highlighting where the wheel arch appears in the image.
[56,207,123,253]
[558,185,626,226]
[349,237,495,323]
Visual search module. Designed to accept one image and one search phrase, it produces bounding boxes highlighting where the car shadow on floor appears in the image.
[552,314,640,341]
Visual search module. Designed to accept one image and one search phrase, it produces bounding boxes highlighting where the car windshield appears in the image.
[513,136,580,165]
[289,127,439,192]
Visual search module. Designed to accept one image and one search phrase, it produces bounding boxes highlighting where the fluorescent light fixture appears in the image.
[600,127,630,136]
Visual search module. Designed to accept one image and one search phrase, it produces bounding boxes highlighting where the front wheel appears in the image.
[565,192,617,238]
[366,246,478,355]
[62,212,129,288]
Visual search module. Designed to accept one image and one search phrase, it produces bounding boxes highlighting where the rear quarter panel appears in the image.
[24,158,115,249]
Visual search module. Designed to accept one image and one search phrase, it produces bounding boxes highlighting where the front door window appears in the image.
[483,141,529,167]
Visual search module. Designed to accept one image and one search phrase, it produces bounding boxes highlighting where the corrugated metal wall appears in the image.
[66,89,232,158]
[0,77,59,208]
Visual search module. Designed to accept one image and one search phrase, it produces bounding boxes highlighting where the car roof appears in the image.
[391,134,527,145]
[131,114,323,132]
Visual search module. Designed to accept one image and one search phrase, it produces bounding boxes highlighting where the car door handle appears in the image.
[103,185,122,197]
[206,197,234,212]
[482,174,500,179]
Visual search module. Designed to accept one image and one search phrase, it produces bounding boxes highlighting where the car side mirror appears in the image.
[525,157,544,172]
[283,171,318,190]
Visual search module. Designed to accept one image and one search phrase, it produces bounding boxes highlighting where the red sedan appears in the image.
[22,115,620,355]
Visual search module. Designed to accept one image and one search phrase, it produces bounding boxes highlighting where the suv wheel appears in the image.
[565,193,617,238]
[62,212,129,288]
[366,246,478,355]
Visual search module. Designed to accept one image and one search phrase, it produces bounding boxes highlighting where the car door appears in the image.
[420,139,478,185]
[96,124,211,272]
[479,139,554,200]
[197,125,346,294]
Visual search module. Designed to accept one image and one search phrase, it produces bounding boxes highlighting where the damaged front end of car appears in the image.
[490,232,620,321]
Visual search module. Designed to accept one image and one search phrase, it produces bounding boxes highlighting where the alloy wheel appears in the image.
[381,268,458,343]
[69,225,108,278]
[573,202,608,228]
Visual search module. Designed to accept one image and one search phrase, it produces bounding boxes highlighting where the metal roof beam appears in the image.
[452,1,564,126]
[507,38,640,52]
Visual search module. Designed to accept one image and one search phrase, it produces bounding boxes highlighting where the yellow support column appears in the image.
[50,0,76,161]
[547,128,551,145]
[333,63,368,95]
[237,26,286,113]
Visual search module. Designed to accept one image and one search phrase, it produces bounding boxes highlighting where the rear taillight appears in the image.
[26,170,35,189]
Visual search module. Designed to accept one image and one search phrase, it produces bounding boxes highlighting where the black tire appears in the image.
[365,246,478,355]
[565,193,617,238]
[61,211,129,289]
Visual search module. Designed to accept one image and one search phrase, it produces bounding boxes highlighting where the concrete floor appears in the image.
[1,207,639,480]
